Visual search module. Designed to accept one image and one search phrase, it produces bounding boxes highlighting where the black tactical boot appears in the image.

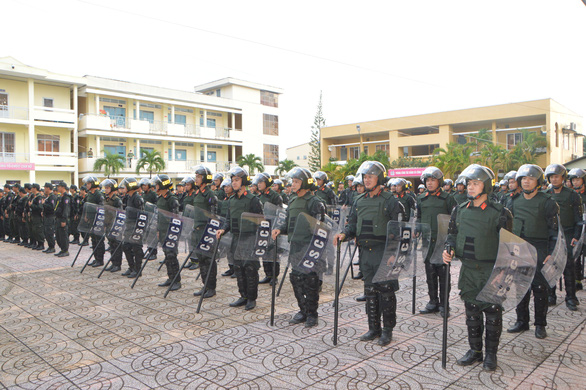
[305,315,318,328]
[360,288,381,341]
[229,297,247,307]
[289,311,307,324]
[535,325,547,339]
[245,300,256,310]
[458,302,484,366]
[378,328,393,346]
[457,350,483,366]
[484,305,502,371]
[420,300,439,314]
[379,289,396,346]
[507,321,529,333]
[122,268,132,276]
[158,278,172,287]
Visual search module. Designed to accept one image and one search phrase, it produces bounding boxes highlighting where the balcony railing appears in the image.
[0,105,28,120]
[0,151,75,166]
[78,157,237,175]
[79,114,235,141]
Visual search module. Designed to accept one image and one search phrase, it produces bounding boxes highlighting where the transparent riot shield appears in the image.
[122,206,156,246]
[429,214,451,265]
[373,221,431,283]
[476,229,538,310]
[327,205,350,233]
[104,206,126,241]
[156,209,194,253]
[288,212,337,279]
[190,206,227,260]
[143,202,160,252]
[236,213,278,264]
[541,220,567,288]
[572,213,585,260]
[77,203,107,236]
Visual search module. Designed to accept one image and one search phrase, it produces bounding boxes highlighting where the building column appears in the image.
[492,121,497,145]
[231,113,235,130]
[171,141,175,161]
[232,145,236,164]
[73,85,79,184]
[204,144,208,163]
[136,100,140,120]
[96,136,100,156]
[170,105,175,124]
[27,79,35,163]
[29,170,36,183]
[203,110,207,127]
[95,94,100,114]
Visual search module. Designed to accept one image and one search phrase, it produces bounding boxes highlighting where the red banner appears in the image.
[0,162,35,170]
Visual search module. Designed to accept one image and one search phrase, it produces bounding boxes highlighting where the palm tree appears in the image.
[275,159,298,176]
[135,149,165,178]
[93,151,125,178]
[237,153,264,174]
[432,143,473,179]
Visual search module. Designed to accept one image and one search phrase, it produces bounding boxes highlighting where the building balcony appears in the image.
[0,105,28,122]
[33,106,76,125]
[78,157,238,176]
[79,114,241,142]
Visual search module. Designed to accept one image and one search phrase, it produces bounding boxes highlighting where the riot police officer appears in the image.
[334,161,405,345]
[507,164,559,339]
[120,177,145,278]
[443,164,513,371]
[54,181,71,257]
[568,168,586,291]
[393,178,416,220]
[216,167,264,310]
[30,184,45,250]
[83,176,106,267]
[69,185,82,244]
[212,173,226,201]
[153,174,182,291]
[253,172,283,284]
[181,176,199,271]
[102,179,124,272]
[314,171,337,207]
[272,167,325,327]
[218,178,236,277]
[451,176,468,205]
[42,183,57,253]
[192,166,219,298]
[417,166,457,317]
[544,164,582,311]
[140,178,158,260]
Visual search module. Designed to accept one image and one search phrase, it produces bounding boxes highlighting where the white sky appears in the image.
[4,0,586,157]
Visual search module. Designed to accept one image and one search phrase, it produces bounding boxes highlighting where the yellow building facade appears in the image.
[0,57,283,186]
[321,99,583,175]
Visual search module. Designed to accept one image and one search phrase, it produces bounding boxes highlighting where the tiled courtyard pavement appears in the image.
[0,241,584,390]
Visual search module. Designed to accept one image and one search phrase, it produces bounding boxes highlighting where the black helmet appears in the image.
[100,179,117,191]
[220,178,232,189]
[516,164,544,188]
[70,184,78,191]
[181,176,195,188]
[568,168,586,181]
[420,166,444,187]
[313,171,328,183]
[345,175,355,182]
[544,163,567,182]
[31,183,41,191]
[444,179,454,188]
[120,177,139,191]
[418,184,425,190]
[193,165,213,184]
[504,170,517,182]
[273,179,284,191]
[286,167,315,190]
[80,185,87,192]
[213,173,225,182]
[83,176,101,189]
[459,164,495,195]
[43,182,53,190]
[139,178,151,187]
[56,181,68,190]
[228,166,252,186]
[383,176,391,186]
[152,174,173,190]
[252,172,272,187]
[394,178,408,190]
[356,161,386,186]
[352,174,364,187]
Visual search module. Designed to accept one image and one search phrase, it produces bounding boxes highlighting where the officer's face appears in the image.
[521,176,538,191]
[549,174,564,188]
[273,183,280,192]
[467,179,484,198]
[224,185,233,195]
[291,178,302,193]
[176,186,184,194]
[347,180,353,187]
[390,184,397,193]
[316,179,325,187]
[232,176,243,191]
[195,175,204,186]
[456,184,465,192]
[337,184,344,192]
[356,184,365,194]
[363,174,378,190]
[508,179,518,191]
[258,181,267,191]
[572,177,584,189]
[443,184,452,191]
[104,186,111,195]
[119,187,127,196]
[426,178,440,192]
[44,188,51,196]
[214,179,221,187]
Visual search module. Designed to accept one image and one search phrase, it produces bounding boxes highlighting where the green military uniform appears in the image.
[104,192,124,268]
[451,190,469,205]
[86,189,106,265]
[416,188,456,313]
[258,188,283,282]
[192,185,218,295]
[30,193,45,249]
[42,192,57,252]
[157,191,181,283]
[143,188,158,259]
[54,192,71,254]
[395,191,416,220]
[69,192,82,243]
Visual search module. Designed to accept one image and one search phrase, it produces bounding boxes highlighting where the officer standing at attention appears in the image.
[417,166,457,317]
[153,174,182,291]
[83,176,106,267]
[392,178,416,220]
[140,178,158,260]
[254,172,283,285]
[218,178,236,277]
[29,184,45,251]
[54,181,71,257]
[502,171,520,208]
[451,177,469,205]
[42,183,57,254]
[102,179,124,272]
[191,166,219,298]
[544,164,582,311]
[272,179,287,205]
[314,171,338,207]
[272,167,325,327]
[120,178,145,279]
[443,164,513,371]
[216,167,264,311]
[181,177,200,271]
[568,168,586,291]
[69,185,82,245]
[212,173,226,201]
[507,164,559,339]
[333,161,405,345]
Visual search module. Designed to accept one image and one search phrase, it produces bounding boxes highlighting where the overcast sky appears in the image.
[4,0,586,157]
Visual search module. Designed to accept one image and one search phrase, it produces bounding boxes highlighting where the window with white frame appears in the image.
[507,133,522,150]
[37,134,59,155]
[376,144,390,155]
[263,144,279,166]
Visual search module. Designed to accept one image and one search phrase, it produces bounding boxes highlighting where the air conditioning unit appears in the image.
[571,122,577,131]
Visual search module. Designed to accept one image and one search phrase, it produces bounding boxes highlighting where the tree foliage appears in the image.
[237,153,265,174]
[275,159,298,176]
[135,149,165,178]
[93,151,125,178]
[308,91,325,172]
